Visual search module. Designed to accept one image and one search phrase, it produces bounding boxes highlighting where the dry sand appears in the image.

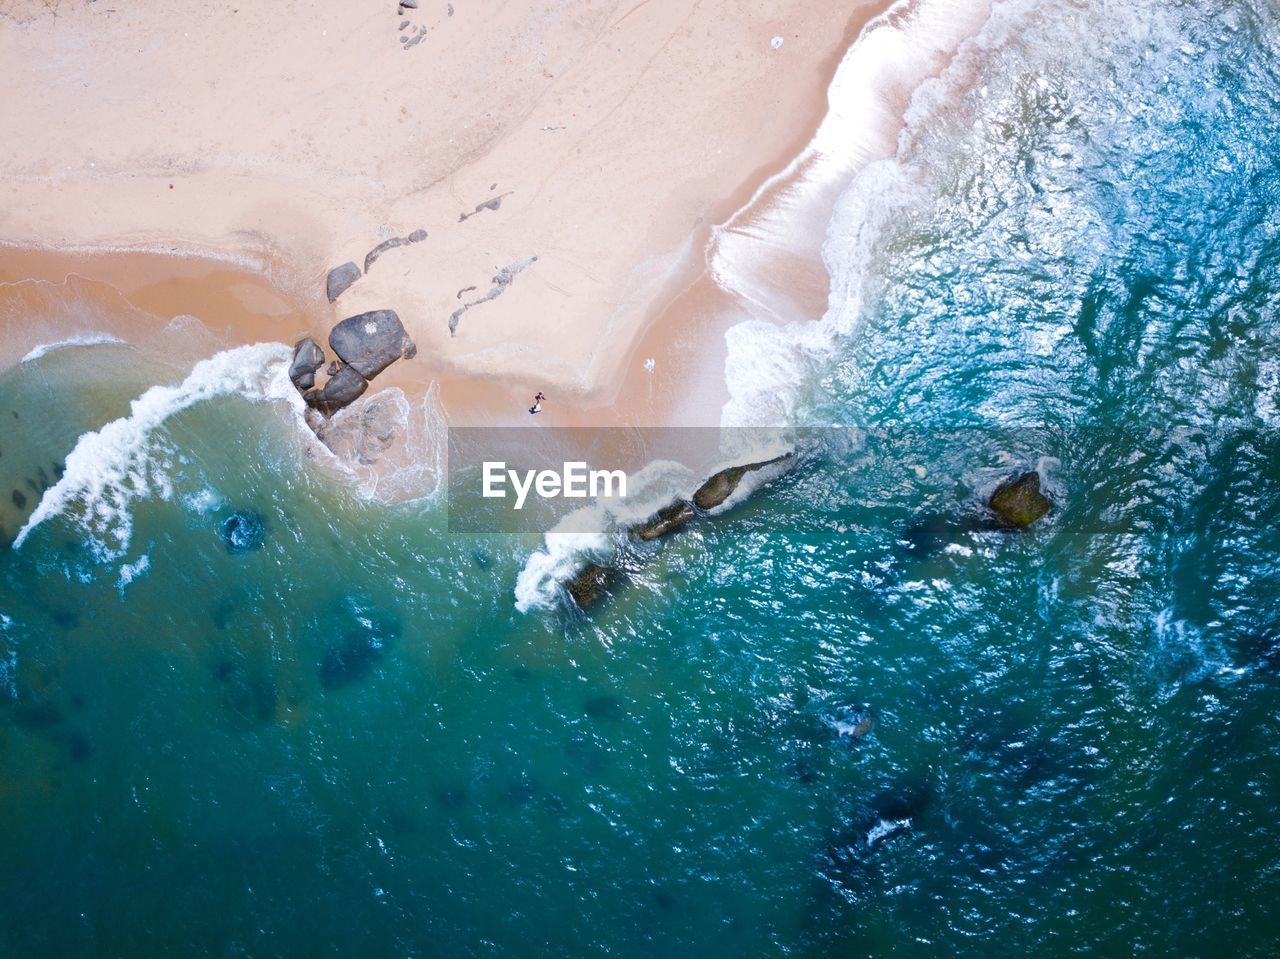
[0,0,890,427]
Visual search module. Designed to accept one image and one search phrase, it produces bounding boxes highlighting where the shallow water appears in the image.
[4,0,1280,955]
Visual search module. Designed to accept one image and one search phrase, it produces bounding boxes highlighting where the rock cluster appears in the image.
[288,310,417,416]
[566,453,792,611]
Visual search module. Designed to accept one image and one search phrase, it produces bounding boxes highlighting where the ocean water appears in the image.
[4,0,1280,955]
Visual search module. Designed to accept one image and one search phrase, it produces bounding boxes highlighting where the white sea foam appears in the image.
[866,817,911,848]
[181,487,228,516]
[324,383,449,502]
[515,0,999,609]
[715,0,997,427]
[14,342,301,559]
[514,459,698,612]
[21,333,126,364]
[117,554,151,594]
[513,442,798,613]
[0,614,15,701]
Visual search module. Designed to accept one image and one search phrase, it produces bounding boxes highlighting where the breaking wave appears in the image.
[13,342,302,559]
[21,333,127,364]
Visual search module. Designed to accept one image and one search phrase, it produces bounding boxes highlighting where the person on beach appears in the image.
[529,390,546,415]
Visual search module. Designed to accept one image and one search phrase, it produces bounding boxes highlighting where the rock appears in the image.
[319,634,384,689]
[11,489,26,509]
[220,510,266,554]
[363,229,427,273]
[899,514,983,559]
[630,499,694,542]
[584,695,624,721]
[399,0,418,8]
[399,18,409,29]
[12,701,64,729]
[305,361,368,414]
[565,563,613,610]
[67,730,92,762]
[329,309,416,379]
[988,471,1052,528]
[448,255,539,335]
[692,454,790,510]
[325,262,361,302]
[315,394,402,465]
[288,337,325,391]
[832,706,874,740]
[326,361,340,376]
[318,604,400,689]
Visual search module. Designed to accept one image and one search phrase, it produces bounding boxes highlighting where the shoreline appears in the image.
[0,0,896,433]
[0,0,894,421]
[0,0,997,458]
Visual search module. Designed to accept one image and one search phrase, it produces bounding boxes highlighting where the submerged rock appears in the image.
[329,309,417,379]
[831,706,874,740]
[67,730,92,762]
[584,694,624,721]
[899,514,983,559]
[318,597,401,689]
[692,454,790,510]
[11,701,64,729]
[325,262,361,302]
[630,499,695,542]
[220,510,266,554]
[304,361,368,415]
[315,394,402,464]
[288,337,325,391]
[988,471,1052,528]
[565,563,613,610]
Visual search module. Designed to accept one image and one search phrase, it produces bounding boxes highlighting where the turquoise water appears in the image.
[4,0,1280,954]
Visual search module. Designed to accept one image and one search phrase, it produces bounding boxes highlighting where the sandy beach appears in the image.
[0,0,893,427]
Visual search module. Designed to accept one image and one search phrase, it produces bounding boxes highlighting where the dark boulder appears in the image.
[325,262,361,302]
[220,510,266,554]
[988,471,1052,528]
[630,499,695,542]
[565,563,613,610]
[692,454,790,510]
[288,337,325,391]
[329,309,417,379]
[304,361,368,415]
